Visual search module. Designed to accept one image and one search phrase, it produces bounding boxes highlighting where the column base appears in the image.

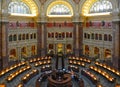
[41,49,47,57]
[112,56,119,70]
[2,56,8,68]
[74,49,80,57]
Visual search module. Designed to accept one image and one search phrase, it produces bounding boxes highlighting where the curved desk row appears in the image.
[34,60,51,67]
[0,61,26,77]
[69,60,85,67]
[41,65,52,72]
[16,83,24,87]
[95,62,120,77]
[89,66,115,82]
[0,84,6,87]
[21,69,39,84]
[29,57,51,63]
[68,65,79,72]
[81,70,97,85]
[69,57,91,63]
[6,65,31,82]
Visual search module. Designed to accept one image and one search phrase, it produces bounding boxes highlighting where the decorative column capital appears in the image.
[73,0,80,4]
[72,21,83,27]
[36,21,47,25]
[39,0,47,5]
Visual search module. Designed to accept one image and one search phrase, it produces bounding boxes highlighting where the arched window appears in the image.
[99,34,102,40]
[34,33,36,39]
[8,1,31,14]
[88,33,90,39]
[51,33,54,38]
[91,33,94,39]
[13,34,17,41]
[18,34,21,40]
[9,35,12,41]
[55,32,58,38]
[62,32,65,38]
[48,4,72,17]
[95,33,98,40]
[70,32,72,38]
[90,0,112,13]
[26,33,29,40]
[104,34,107,41]
[49,4,71,15]
[108,34,112,41]
[84,33,87,39]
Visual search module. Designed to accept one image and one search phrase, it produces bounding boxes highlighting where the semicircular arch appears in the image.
[44,0,76,18]
[79,0,118,16]
[8,0,39,16]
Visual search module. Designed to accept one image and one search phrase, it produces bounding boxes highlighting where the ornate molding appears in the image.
[39,0,47,5]
[73,0,80,4]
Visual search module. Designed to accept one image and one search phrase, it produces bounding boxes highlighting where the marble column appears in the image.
[37,21,47,57]
[54,44,57,54]
[16,46,21,60]
[99,48,104,60]
[73,22,83,57]
[89,46,94,58]
[112,20,120,69]
[83,44,85,55]
[27,45,31,57]
[0,20,9,69]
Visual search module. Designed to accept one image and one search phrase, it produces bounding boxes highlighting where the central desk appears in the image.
[48,73,72,87]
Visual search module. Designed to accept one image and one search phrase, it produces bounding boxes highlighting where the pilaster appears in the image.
[0,20,9,69]
[37,21,47,57]
[16,46,21,60]
[89,46,94,58]
[73,21,83,57]
[112,20,120,70]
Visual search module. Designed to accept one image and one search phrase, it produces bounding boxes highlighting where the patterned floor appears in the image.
[0,57,120,87]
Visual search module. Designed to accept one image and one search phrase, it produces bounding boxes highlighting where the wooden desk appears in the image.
[0,84,6,87]
[48,74,72,87]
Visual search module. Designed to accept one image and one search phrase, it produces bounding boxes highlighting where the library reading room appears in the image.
[0,0,120,87]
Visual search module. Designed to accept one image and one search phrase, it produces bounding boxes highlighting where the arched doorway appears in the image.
[66,44,72,54]
[85,45,89,56]
[104,49,111,59]
[9,49,16,60]
[94,47,99,58]
[31,45,36,55]
[48,44,54,56]
[21,47,27,59]
[57,43,63,53]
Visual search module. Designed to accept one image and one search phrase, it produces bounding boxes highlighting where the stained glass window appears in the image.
[90,0,112,13]
[8,1,31,14]
[49,4,71,15]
